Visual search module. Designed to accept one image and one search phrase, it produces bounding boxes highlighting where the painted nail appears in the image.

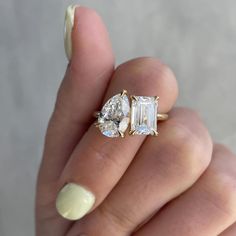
[64,4,78,61]
[56,183,95,220]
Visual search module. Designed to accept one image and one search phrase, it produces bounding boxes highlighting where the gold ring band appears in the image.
[94,111,168,121]
[157,113,168,121]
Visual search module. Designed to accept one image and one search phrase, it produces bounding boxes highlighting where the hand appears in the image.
[36,5,236,236]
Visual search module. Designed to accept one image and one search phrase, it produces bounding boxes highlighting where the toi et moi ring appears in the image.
[94,90,168,138]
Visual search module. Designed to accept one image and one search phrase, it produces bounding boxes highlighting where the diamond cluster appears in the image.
[98,93,130,138]
[97,91,158,138]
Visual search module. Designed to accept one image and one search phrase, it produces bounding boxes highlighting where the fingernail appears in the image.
[64,4,79,61]
[56,183,95,220]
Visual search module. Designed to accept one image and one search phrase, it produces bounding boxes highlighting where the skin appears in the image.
[35,6,236,236]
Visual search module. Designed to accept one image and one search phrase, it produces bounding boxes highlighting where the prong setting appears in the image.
[94,122,100,128]
[121,90,128,97]
[152,129,159,136]
[130,95,138,101]
[95,91,166,137]
[118,131,125,138]
[129,130,136,136]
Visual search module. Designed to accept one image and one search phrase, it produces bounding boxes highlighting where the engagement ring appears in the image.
[94,90,168,138]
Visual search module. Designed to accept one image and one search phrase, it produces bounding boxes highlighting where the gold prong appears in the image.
[155,96,160,101]
[130,95,138,101]
[94,122,100,128]
[121,90,128,97]
[93,111,101,118]
[118,131,125,138]
[129,130,136,136]
[152,129,159,136]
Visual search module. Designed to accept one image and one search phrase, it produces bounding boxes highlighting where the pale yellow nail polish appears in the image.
[56,183,95,220]
[64,4,78,61]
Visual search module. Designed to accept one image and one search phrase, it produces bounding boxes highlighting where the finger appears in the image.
[134,144,236,236]
[36,6,114,236]
[56,57,178,222]
[68,108,212,236]
[220,223,236,236]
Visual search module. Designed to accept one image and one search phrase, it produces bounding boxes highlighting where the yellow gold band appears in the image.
[94,111,168,121]
[157,113,168,121]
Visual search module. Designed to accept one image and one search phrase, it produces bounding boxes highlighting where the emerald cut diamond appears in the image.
[130,96,158,135]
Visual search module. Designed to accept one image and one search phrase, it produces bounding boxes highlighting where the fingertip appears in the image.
[70,6,114,75]
[64,4,78,61]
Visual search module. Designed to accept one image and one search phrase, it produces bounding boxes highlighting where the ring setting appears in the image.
[95,90,168,138]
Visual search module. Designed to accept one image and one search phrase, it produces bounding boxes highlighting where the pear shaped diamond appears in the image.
[98,92,130,138]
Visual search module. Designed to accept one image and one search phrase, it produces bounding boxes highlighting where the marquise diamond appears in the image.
[98,93,130,138]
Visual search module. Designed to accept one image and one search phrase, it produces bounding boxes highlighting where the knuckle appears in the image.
[168,110,212,176]
[205,147,236,216]
[155,60,175,80]
[117,57,176,85]
[115,57,178,111]
[98,202,135,231]
[205,168,236,217]
[69,52,114,84]
[87,142,123,171]
[141,58,175,83]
